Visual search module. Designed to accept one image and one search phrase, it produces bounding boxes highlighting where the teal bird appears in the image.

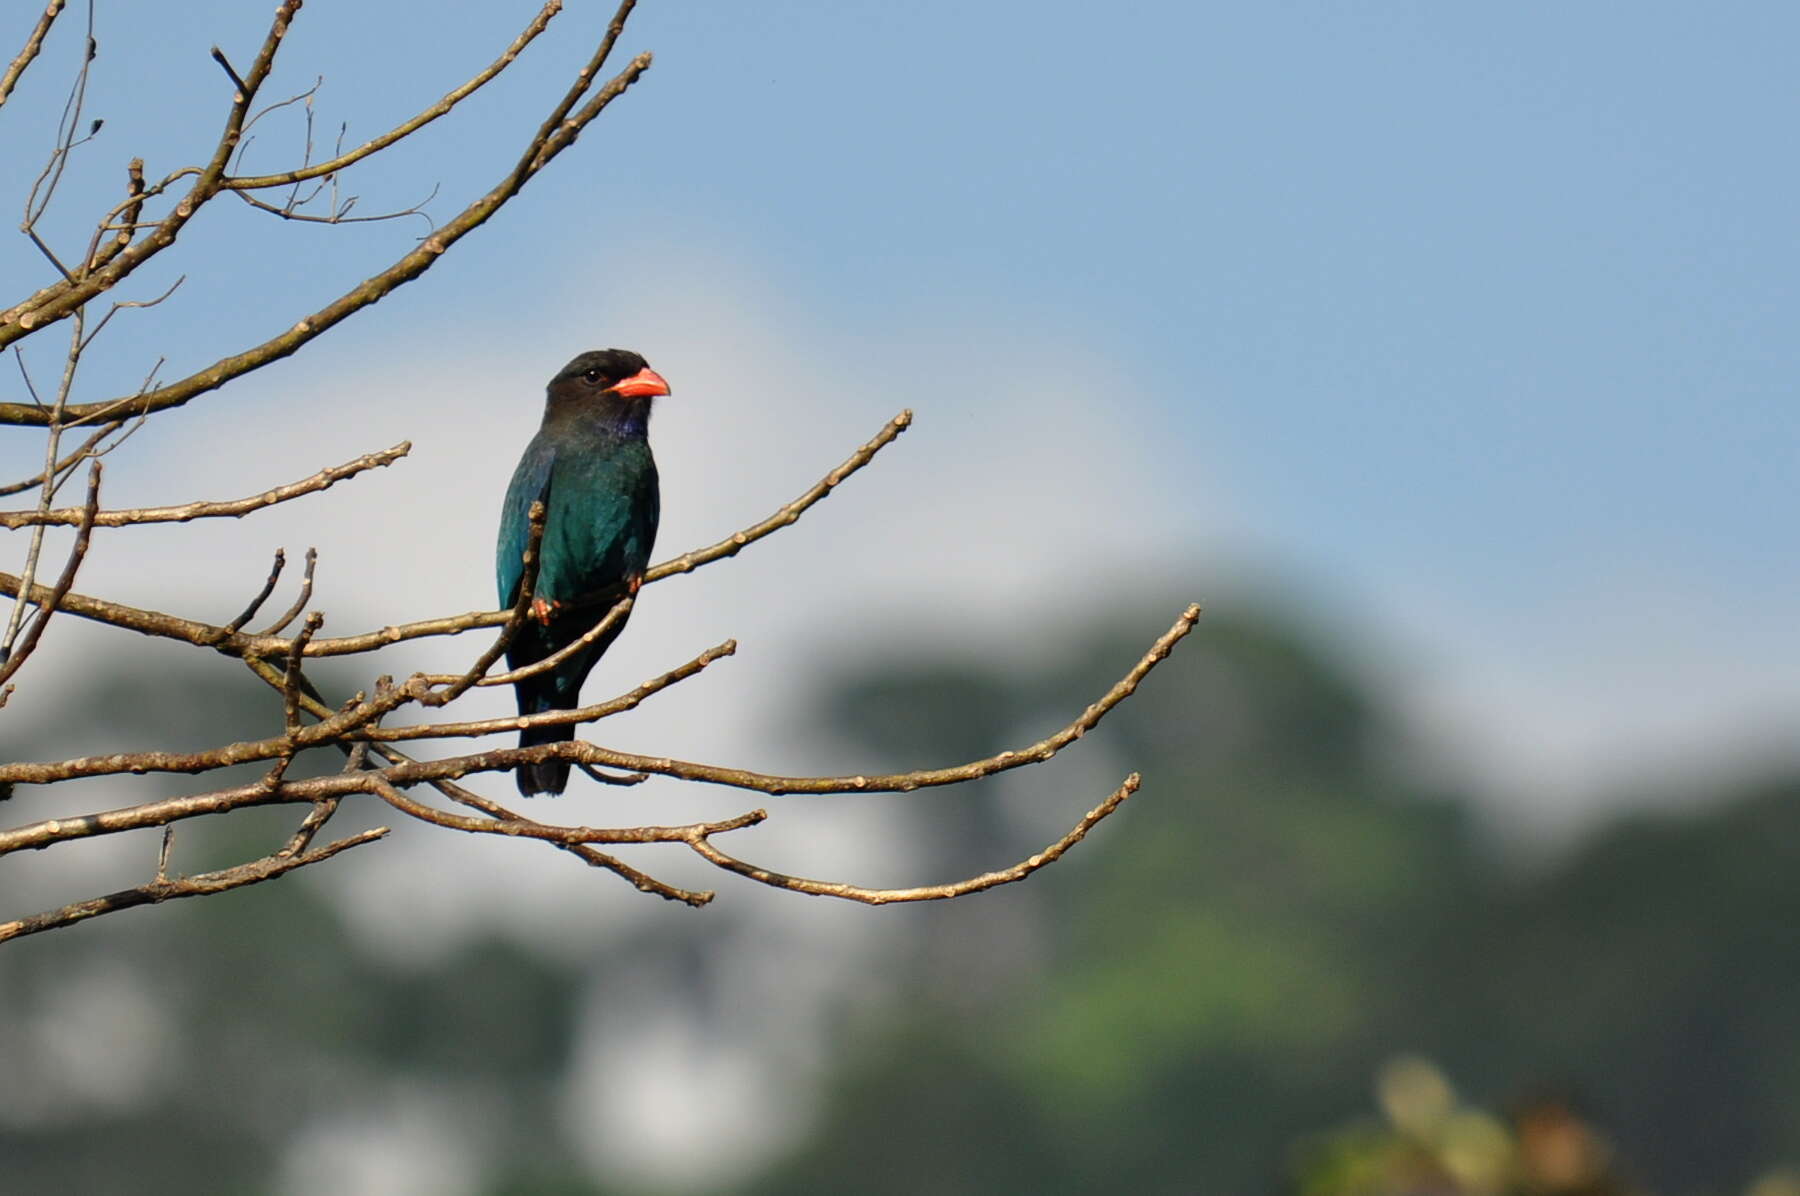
[495,349,670,796]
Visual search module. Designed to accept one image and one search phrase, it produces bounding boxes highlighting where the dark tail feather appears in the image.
[517,719,572,797]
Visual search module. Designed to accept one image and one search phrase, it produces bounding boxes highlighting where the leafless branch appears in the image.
[0,0,653,424]
[0,1,1194,941]
[648,409,913,583]
[1,0,294,348]
[281,611,323,732]
[220,549,287,637]
[0,0,67,111]
[0,442,411,529]
[80,156,147,277]
[684,773,1141,903]
[372,637,735,742]
[1,307,86,665]
[20,0,97,265]
[223,0,563,191]
[77,273,187,352]
[0,458,99,686]
[256,547,316,637]
[0,419,120,496]
[0,409,911,659]
[430,595,633,689]
[230,182,438,229]
[0,604,1194,803]
[0,825,389,944]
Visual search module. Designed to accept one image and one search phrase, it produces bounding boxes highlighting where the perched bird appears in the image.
[495,348,670,796]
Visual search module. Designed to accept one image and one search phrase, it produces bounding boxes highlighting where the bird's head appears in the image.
[546,348,671,427]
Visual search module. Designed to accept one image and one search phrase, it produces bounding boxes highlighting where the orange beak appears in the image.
[612,366,671,399]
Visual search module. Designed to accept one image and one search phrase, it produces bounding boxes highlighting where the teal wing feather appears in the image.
[496,435,556,609]
[539,441,659,606]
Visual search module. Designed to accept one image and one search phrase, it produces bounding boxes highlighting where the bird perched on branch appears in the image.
[496,348,670,796]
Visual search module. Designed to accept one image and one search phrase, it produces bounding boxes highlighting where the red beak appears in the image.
[611,366,671,398]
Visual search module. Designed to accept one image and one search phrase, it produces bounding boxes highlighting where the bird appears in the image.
[495,348,670,796]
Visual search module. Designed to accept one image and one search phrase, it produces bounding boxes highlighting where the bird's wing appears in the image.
[541,450,659,606]
[496,436,556,609]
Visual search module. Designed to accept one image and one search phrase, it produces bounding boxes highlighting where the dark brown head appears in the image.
[544,349,671,434]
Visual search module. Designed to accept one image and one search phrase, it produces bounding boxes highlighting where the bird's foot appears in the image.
[627,574,642,596]
[530,596,561,625]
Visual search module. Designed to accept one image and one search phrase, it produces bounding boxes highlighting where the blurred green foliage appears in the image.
[2,596,1796,1194]
[745,600,1800,1196]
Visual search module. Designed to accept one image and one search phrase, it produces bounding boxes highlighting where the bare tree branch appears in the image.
[0,0,654,424]
[223,0,564,191]
[0,0,301,351]
[0,0,1193,940]
[280,611,323,732]
[0,825,389,944]
[0,410,912,659]
[230,181,437,228]
[437,782,714,906]
[426,595,633,689]
[370,637,735,742]
[0,442,410,528]
[0,417,121,497]
[0,458,99,686]
[0,0,67,111]
[1,308,88,665]
[256,547,316,637]
[220,549,287,636]
[684,773,1140,903]
[0,604,1195,805]
[647,409,912,583]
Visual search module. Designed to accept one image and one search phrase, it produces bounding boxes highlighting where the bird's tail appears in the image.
[517,719,572,797]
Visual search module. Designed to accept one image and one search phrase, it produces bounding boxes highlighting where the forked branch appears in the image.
[0,0,1194,944]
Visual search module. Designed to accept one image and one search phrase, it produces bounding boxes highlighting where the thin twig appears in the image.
[463,605,1202,798]
[426,595,632,688]
[0,0,300,351]
[0,0,67,112]
[20,0,96,259]
[685,774,1140,903]
[0,826,388,944]
[76,273,187,352]
[417,501,545,706]
[231,183,436,229]
[0,410,910,659]
[0,459,100,686]
[0,0,652,423]
[82,156,146,275]
[0,441,410,528]
[398,783,712,907]
[362,775,764,847]
[647,410,912,583]
[223,0,563,190]
[281,611,323,732]
[374,638,734,742]
[0,419,120,496]
[208,46,249,98]
[0,633,728,785]
[0,606,1198,795]
[1,308,86,667]
[219,549,286,636]
[256,547,316,636]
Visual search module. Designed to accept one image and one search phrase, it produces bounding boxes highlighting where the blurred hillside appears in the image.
[1,594,1795,1194]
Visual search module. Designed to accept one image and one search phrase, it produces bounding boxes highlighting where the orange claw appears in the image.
[530,596,559,624]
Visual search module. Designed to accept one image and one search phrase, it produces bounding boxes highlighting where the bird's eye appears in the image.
[581,368,605,385]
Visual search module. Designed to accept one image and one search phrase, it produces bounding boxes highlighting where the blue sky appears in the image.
[8,0,1789,822]
[4,3,1798,1185]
